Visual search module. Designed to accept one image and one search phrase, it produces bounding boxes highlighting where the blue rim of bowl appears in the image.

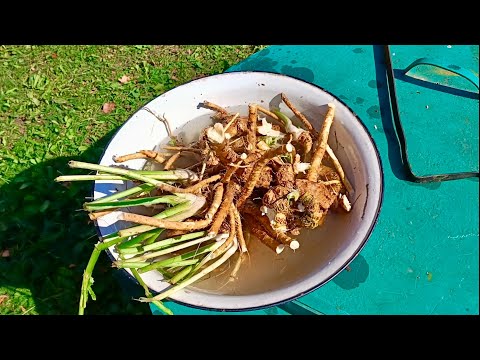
[92,70,385,314]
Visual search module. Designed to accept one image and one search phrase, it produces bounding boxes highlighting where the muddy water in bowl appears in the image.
[144,104,366,297]
[191,216,350,296]
[94,72,382,311]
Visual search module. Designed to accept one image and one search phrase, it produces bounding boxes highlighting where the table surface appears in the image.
[151,45,479,315]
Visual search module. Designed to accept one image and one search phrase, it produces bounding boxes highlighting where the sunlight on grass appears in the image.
[0,45,265,314]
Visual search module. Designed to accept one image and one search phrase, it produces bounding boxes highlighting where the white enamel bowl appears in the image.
[93,71,383,312]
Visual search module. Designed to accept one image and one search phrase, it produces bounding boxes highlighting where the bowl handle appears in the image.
[403,57,479,90]
[383,46,479,183]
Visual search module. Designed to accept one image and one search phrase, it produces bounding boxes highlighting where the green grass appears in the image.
[0,45,265,315]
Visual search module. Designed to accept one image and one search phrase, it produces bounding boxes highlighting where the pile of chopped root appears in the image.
[56,93,353,315]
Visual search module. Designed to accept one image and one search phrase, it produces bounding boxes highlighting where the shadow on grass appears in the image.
[0,129,150,315]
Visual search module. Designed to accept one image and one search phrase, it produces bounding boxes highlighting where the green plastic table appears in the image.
[151,45,479,315]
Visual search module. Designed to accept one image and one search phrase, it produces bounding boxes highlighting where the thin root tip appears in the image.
[328,102,336,109]
[136,297,150,303]
[289,240,300,250]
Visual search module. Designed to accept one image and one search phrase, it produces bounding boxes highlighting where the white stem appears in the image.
[192,235,233,274]
[285,120,305,141]
[165,194,206,221]
[140,240,239,302]
[168,169,199,182]
[125,234,215,262]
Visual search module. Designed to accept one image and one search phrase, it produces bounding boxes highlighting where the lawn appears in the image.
[0,45,264,315]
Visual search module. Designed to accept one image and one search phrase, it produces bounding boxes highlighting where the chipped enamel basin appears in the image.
[92,71,383,311]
